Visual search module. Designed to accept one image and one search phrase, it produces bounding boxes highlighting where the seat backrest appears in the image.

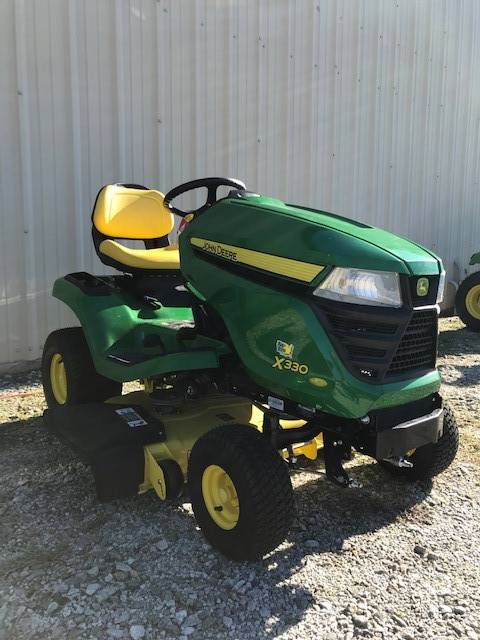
[92,184,174,239]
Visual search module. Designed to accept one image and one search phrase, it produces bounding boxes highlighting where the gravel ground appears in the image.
[0,317,479,640]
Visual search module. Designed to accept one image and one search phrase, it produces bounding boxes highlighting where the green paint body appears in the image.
[469,251,480,266]
[54,194,443,418]
[52,278,228,383]
[181,195,442,278]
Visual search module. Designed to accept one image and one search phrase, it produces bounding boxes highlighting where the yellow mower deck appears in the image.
[107,392,323,500]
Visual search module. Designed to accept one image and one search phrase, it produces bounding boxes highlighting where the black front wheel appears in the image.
[42,328,122,409]
[379,404,459,481]
[188,424,294,561]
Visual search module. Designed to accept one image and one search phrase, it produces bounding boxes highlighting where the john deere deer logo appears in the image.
[416,278,429,297]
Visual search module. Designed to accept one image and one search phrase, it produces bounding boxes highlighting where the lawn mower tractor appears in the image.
[455,251,480,330]
[42,178,459,560]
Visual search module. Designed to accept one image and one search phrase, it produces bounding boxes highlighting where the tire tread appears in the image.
[42,327,121,407]
[188,424,294,560]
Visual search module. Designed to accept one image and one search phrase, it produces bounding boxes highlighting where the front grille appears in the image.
[323,308,402,381]
[326,314,397,336]
[347,344,386,359]
[314,300,438,384]
[386,309,437,376]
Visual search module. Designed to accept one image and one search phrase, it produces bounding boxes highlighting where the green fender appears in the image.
[469,251,480,266]
[52,277,230,383]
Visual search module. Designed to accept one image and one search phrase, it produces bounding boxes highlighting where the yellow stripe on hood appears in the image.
[190,237,324,282]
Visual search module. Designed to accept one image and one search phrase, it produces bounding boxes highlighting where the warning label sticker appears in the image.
[115,407,148,428]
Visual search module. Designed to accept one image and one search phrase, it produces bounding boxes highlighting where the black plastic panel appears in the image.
[311,281,438,384]
[386,309,438,377]
[43,403,165,501]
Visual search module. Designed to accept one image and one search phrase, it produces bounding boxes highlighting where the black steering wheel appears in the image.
[164,177,246,217]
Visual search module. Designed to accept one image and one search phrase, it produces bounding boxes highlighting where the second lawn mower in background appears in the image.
[455,251,480,331]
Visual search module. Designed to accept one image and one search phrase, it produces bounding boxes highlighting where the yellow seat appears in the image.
[99,239,180,270]
[92,183,180,272]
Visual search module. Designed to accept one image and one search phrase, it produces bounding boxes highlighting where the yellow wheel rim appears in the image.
[50,353,67,404]
[465,284,480,320]
[202,464,240,530]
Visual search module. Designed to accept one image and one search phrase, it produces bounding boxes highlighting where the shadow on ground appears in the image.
[438,324,480,358]
[0,416,432,639]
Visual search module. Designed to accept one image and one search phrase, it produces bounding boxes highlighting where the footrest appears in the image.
[44,403,165,501]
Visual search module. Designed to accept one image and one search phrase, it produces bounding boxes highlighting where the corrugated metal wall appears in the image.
[1,0,480,364]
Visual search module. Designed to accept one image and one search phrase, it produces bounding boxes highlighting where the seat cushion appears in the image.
[99,239,180,270]
[93,184,174,239]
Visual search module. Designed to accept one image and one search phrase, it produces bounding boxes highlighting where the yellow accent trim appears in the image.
[118,392,325,498]
[279,418,306,430]
[299,436,323,460]
[282,436,323,461]
[190,237,324,282]
[93,184,173,239]
[308,377,328,388]
[50,353,67,404]
[202,464,239,530]
[142,446,167,500]
[465,284,480,320]
[278,418,323,461]
[99,240,180,270]
[272,356,309,374]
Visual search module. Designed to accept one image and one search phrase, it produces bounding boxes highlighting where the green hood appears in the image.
[226,195,442,277]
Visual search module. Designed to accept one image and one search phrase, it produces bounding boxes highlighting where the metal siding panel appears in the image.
[12,0,42,361]
[69,0,88,273]
[2,0,480,363]
[0,0,26,363]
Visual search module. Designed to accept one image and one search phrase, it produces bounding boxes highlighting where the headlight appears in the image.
[436,271,445,304]
[313,267,402,307]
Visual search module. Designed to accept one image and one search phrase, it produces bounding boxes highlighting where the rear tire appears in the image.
[159,459,184,499]
[42,328,122,408]
[188,424,294,561]
[456,271,480,331]
[379,404,459,481]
